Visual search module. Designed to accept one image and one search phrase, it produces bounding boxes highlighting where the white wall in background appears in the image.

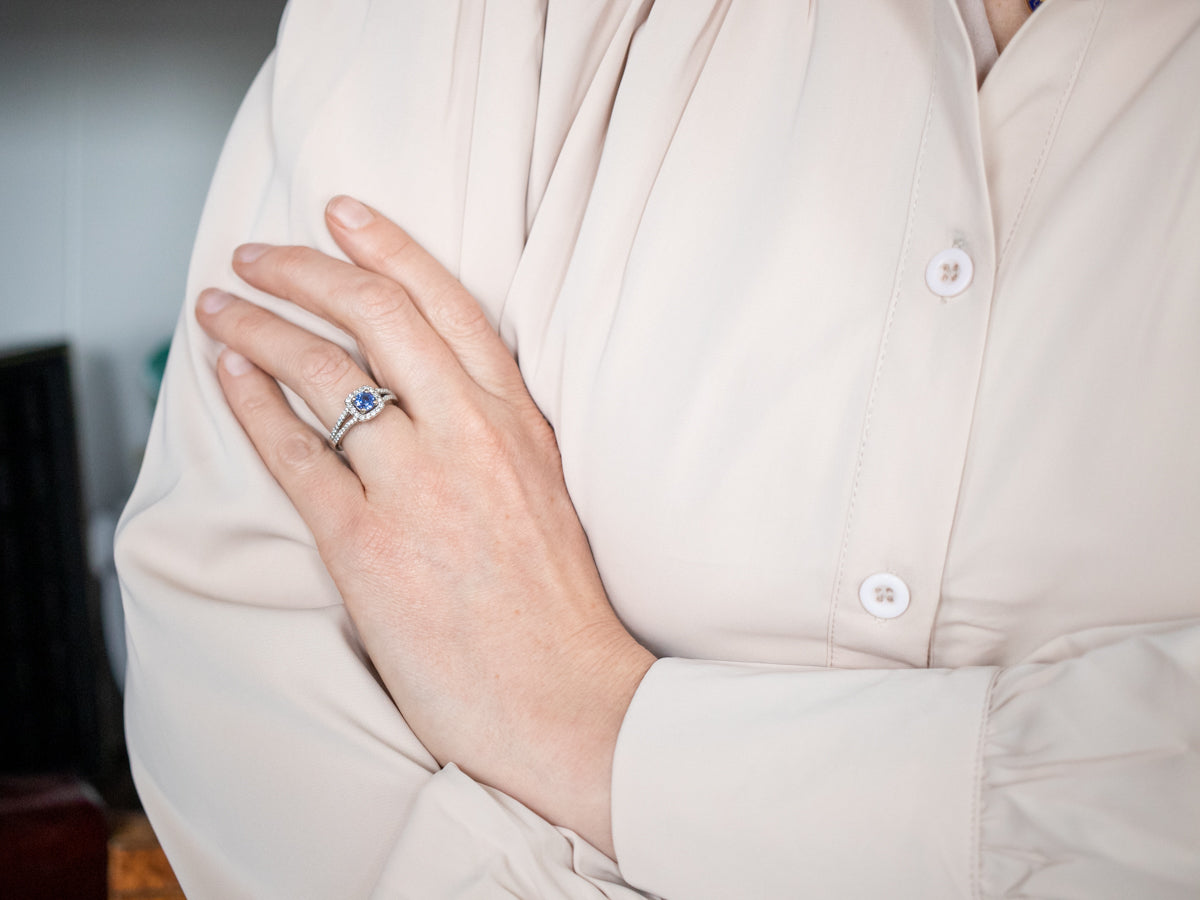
[0,0,286,513]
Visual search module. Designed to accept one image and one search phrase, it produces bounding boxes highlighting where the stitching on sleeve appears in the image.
[971,668,1002,900]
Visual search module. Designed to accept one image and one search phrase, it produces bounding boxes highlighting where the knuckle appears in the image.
[430,284,488,340]
[375,231,420,274]
[273,427,327,473]
[229,303,272,344]
[351,280,409,329]
[271,245,313,280]
[457,401,514,462]
[236,389,275,422]
[297,343,356,392]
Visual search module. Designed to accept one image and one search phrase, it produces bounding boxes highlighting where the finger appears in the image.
[324,195,528,404]
[230,241,471,422]
[215,348,365,540]
[198,288,412,471]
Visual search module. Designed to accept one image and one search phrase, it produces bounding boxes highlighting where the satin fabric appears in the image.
[117,0,1200,896]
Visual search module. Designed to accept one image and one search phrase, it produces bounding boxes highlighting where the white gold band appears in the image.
[329,386,396,450]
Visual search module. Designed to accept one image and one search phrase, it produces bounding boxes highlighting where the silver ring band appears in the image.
[329,385,396,450]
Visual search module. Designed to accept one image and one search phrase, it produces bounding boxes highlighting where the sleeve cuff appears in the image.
[368,764,651,899]
[611,658,997,899]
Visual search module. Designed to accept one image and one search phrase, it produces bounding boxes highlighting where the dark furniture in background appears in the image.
[0,343,105,776]
[0,774,108,900]
[0,344,129,899]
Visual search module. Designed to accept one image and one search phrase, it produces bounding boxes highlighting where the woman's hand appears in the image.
[194,196,655,858]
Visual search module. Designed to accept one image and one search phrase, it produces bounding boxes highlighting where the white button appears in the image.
[925,247,974,298]
[859,573,910,619]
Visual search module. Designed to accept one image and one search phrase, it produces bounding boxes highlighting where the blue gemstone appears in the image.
[352,390,377,413]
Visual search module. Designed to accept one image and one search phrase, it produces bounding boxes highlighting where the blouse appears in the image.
[116,0,1200,896]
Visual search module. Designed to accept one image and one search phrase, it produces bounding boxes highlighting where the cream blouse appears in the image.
[117,0,1200,897]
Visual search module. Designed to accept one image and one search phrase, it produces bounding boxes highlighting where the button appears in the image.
[859,572,910,619]
[925,247,974,298]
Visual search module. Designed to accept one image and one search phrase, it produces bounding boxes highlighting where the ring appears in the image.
[329,386,397,450]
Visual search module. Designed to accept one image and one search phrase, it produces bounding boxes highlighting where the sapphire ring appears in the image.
[329,385,397,450]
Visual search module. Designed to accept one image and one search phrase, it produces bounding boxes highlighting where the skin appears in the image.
[985,0,1034,52]
[196,196,655,859]
[194,8,1037,861]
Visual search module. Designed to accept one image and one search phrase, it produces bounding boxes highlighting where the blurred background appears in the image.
[1,1,286,894]
[2,0,287,513]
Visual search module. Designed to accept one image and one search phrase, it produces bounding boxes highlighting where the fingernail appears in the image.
[221,350,254,376]
[327,195,374,230]
[234,242,270,264]
[199,289,234,315]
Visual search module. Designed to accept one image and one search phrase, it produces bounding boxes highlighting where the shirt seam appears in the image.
[453,0,489,280]
[997,0,1105,265]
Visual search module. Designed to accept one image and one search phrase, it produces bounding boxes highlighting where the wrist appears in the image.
[513,629,655,859]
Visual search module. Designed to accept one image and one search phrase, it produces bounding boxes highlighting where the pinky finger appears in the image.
[217,349,365,539]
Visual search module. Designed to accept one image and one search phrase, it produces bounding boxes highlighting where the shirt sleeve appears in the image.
[611,620,1200,899]
[115,32,439,899]
[114,1,653,896]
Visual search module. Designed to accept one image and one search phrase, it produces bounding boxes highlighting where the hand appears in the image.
[194,196,655,858]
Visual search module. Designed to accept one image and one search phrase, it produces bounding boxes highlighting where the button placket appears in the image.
[826,0,997,668]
